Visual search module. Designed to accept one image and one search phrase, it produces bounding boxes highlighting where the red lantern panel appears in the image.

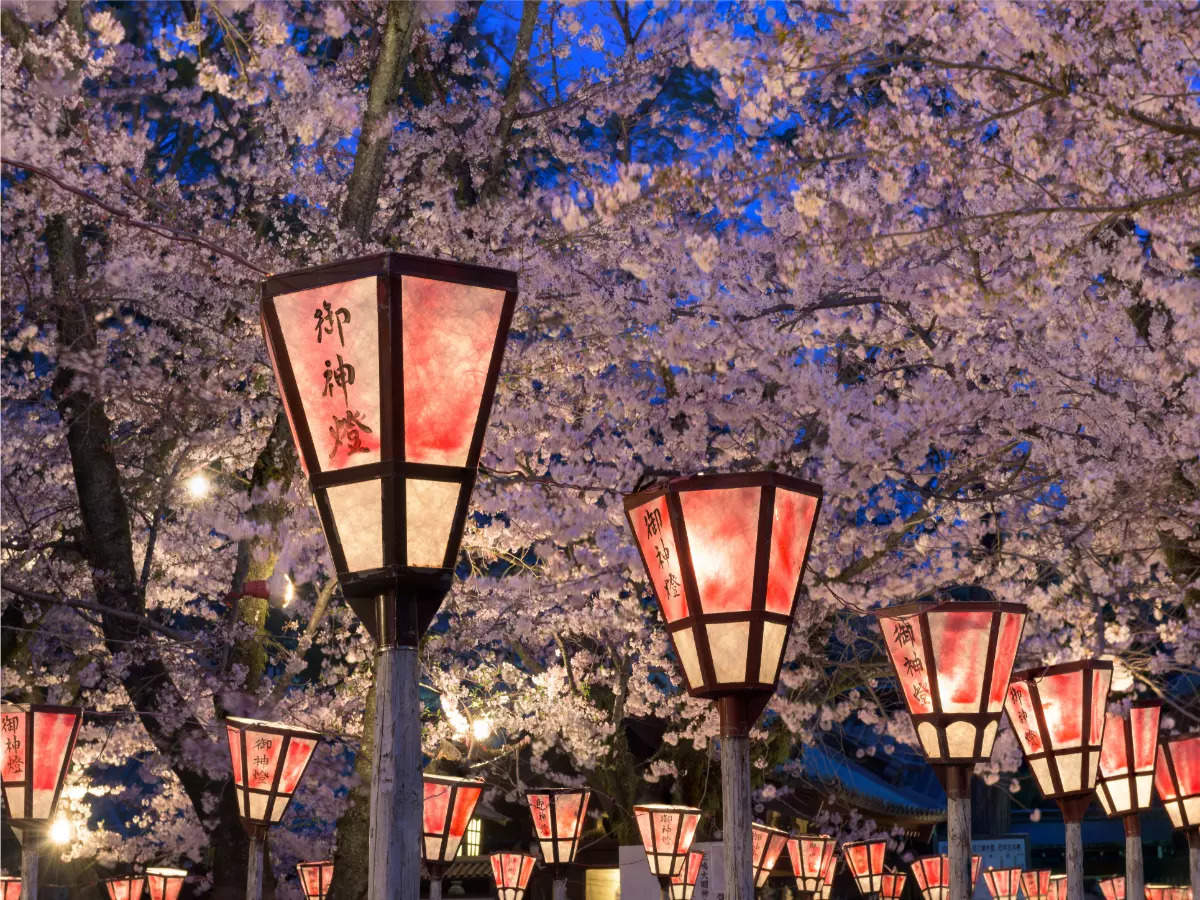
[1145,887,1175,900]
[296,861,334,900]
[669,851,705,900]
[526,787,590,866]
[787,835,836,894]
[876,601,1026,765]
[145,868,186,900]
[1047,876,1069,900]
[881,870,907,900]
[843,841,886,897]
[1022,870,1052,900]
[423,775,485,863]
[104,877,146,900]
[1154,734,1200,830]
[1098,876,1124,900]
[1005,660,1112,800]
[225,717,320,828]
[490,853,535,900]
[1097,703,1161,817]
[1,876,20,900]
[634,804,702,879]
[624,474,821,697]
[750,823,789,888]
[0,704,82,823]
[910,855,982,900]
[819,860,837,900]
[983,868,1023,900]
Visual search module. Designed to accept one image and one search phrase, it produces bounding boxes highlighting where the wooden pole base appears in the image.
[1123,816,1144,900]
[246,832,266,900]
[20,829,38,900]
[1187,830,1200,900]
[1064,819,1083,900]
[944,767,972,900]
[720,731,754,900]
[552,878,567,900]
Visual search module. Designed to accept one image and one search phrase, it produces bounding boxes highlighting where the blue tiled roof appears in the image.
[797,744,945,822]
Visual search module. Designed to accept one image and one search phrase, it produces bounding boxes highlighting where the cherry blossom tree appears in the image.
[2,2,1197,898]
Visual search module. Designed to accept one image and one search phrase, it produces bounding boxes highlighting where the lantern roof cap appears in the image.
[145,868,187,877]
[624,470,822,509]
[633,803,700,812]
[262,252,518,297]
[525,785,590,794]
[1012,658,1113,682]
[870,597,1026,619]
[296,860,333,866]
[424,773,485,787]
[752,822,789,836]
[224,716,321,738]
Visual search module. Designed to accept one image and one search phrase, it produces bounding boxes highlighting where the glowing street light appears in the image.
[1006,660,1112,900]
[1096,703,1161,900]
[489,853,535,900]
[527,787,590,900]
[0,703,83,900]
[262,254,517,900]
[843,841,886,898]
[786,835,836,898]
[625,472,821,900]
[224,716,321,900]
[670,852,705,900]
[983,869,1023,900]
[145,868,187,900]
[422,774,485,900]
[875,596,1026,900]
[1154,734,1200,899]
[297,861,334,900]
[634,804,703,900]
[750,823,788,890]
[104,875,146,900]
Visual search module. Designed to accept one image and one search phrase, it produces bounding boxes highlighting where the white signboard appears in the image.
[936,836,1030,900]
[619,841,726,900]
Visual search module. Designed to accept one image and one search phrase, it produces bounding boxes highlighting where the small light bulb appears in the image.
[472,718,491,741]
[49,817,72,844]
[185,473,210,499]
[284,576,295,606]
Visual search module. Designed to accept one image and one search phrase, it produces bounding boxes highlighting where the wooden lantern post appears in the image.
[1096,703,1161,900]
[634,804,703,900]
[261,254,517,900]
[527,787,590,900]
[669,852,706,900]
[422,774,485,900]
[1155,734,1200,899]
[843,841,886,900]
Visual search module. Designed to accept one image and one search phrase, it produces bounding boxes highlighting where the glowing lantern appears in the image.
[1005,660,1113,818]
[1154,734,1200,830]
[145,868,187,900]
[819,860,837,900]
[1145,887,1173,900]
[634,805,703,883]
[624,473,821,713]
[983,868,1023,900]
[104,876,146,900]
[526,787,590,868]
[787,835,837,896]
[881,870,907,900]
[261,254,517,641]
[1098,877,1124,900]
[296,862,334,900]
[423,774,485,871]
[874,599,1026,767]
[1022,871,1052,900]
[1097,703,1161,817]
[224,716,321,834]
[750,823,789,888]
[1,876,20,900]
[489,853,535,900]
[910,855,982,900]
[0,704,83,825]
[670,852,705,900]
[843,841,886,897]
[1047,875,1068,900]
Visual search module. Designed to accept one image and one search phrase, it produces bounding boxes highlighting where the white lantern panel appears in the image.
[326,481,383,572]
[706,622,749,683]
[673,627,704,689]
[406,479,460,568]
[759,622,787,683]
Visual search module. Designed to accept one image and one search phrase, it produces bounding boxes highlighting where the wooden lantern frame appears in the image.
[145,868,187,900]
[422,774,486,878]
[880,870,907,900]
[261,253,518,643]
[843,841,886,897]
[910,854,982,900]
[669,851,705,900]
[983,868,1022,900]
[296,861,334,900]
[633,804,703,885]
[786,834,836,896]
[0,703,83,827]
[750,823,789,889]
[225,716,321,837]
[1097,702,1161,819]
[1098,876,1125,900]
[526,787,590,871]
[1154,733,1200,831]
[1021,870,1052,900]
[1047,875,1069,900]
[490,852,535,900]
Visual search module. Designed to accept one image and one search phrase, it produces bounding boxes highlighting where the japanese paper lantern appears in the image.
[787,834,837,895]
[0,704,83,825]
[1,876,20,900]
[296,861,334,900]
[423,774,485,866]
[224,717,321,833]
[881,870,907,900]
[490,853,535,900]
[1005,660,1113,812]
[1047,875,1069,900]
[526,787,590,867]
[843,841,886,897]
[983,868,1023,900]
[875,598,1026,766]
[1145,886,1174,900]
[669,851,705,900]
[104,876,146,900]
[261,254,518,640]
[1098,876,1125,900]
[1022,870,1052,900]
[145,868,187,900]
[1154,734,1200,830]
[634,805,702,881]
[1097,703,1161,817]
[750,823,789,888]
[623,473,822,703]
[819,860,837,900]
[910,855,982,900]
